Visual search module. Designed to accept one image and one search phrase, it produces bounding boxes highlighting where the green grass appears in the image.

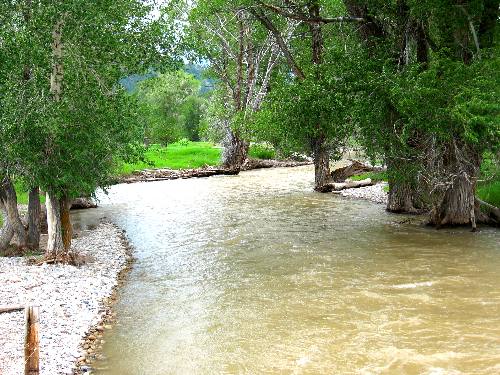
[117,141,222,175]
[15,183,30,205]
[248,143,276,160]
[350,171,388,183]
[117,141,280,176]
[478,180,500,207]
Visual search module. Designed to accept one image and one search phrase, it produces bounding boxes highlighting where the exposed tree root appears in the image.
[38,251,85,266]
[475,198,500,226]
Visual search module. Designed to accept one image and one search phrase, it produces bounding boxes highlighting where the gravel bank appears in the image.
[336,182,389,204]
[0,222,132,375]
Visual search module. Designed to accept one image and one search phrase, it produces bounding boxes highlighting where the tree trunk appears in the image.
[428,142,481,228]
[45,191,64,258]
[387,179,418,213]
[385,154,426,214]
[429,172,476,227]
[0,216,14,252]
[27,187,40,249]
[60,195,72,251]
[312,135,331,191]
[222,130,248,171]
[0,178,28,248]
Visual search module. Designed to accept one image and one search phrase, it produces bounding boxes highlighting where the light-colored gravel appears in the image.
[337,182,389,204]
[0,223,131,375]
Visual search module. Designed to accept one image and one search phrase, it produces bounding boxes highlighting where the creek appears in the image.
[72,166,500,374]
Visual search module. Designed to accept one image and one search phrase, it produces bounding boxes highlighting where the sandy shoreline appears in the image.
[0,222,133,375]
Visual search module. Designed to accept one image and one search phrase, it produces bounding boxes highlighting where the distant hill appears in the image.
[119,71,157,93]
[120,64,215,94]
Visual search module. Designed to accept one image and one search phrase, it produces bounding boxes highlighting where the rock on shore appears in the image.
[337,182,388,204]
[0,223,131,375]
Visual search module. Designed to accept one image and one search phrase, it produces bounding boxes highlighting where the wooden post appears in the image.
[24,306,39,375]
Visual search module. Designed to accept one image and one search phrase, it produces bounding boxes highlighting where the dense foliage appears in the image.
[134,70,207,146]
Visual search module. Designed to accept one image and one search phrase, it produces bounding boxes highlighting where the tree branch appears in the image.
[456,5,481,60]
[249,8,306,80]
[256,2,364,24]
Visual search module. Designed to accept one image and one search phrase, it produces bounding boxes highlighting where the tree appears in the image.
[0,0,178,259]
[0,0,47,252]
[189,0,290,170]
[345,0,499,227]
[135,71,204,146]
[391,1,499,227]
[249,0,362,190]
[344,0,430,213]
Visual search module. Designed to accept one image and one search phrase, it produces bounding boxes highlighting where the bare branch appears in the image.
[249,8,305,80]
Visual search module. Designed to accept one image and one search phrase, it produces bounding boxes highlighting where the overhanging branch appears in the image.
[256,2,364,24]
[249,8,306,80]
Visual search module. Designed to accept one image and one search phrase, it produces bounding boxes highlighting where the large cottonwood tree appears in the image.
[249,0,362,190]
[0,0,178,258]
[345,0,499,227]
[189,0,293,171]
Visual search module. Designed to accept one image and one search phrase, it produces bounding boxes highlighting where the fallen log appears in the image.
[331,160,385,182]
[332,178,374,191]
[120,159,310,184]
[121,166,241,183]
[241,158,312,170]
[318,178,374,192]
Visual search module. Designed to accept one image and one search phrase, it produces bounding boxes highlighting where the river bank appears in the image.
[118,158,312,184]
[0,222,133,375]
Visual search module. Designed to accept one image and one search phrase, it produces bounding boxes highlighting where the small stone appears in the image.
[0,223,131,375]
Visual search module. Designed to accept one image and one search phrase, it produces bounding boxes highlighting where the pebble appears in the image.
[338,182,388,204]
[0,223,131,375]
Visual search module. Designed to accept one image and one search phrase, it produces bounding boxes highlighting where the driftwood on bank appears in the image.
[331,160,385,182]
[120,166,239,183]
[119,159,312,184]
[318,178,374,193]
[241,158,312,170]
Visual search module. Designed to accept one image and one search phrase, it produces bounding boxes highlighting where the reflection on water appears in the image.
[72,166,500,375]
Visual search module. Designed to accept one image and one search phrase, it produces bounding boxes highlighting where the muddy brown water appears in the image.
[72,166,500,375]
